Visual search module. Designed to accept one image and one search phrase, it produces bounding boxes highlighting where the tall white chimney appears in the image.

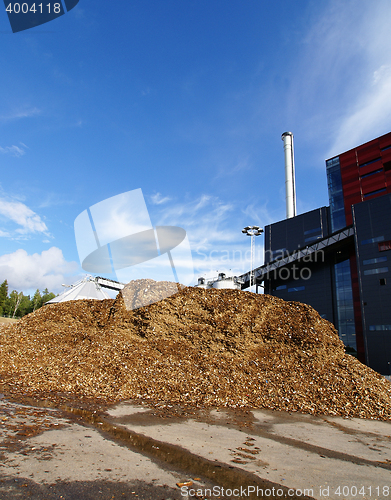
[281,131,296,219]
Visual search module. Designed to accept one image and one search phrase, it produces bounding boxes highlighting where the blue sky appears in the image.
[1,0,391,295]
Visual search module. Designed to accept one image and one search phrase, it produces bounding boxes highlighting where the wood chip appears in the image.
[0,280,390,420]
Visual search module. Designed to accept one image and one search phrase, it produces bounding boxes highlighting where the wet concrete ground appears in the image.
[0,395,390,500]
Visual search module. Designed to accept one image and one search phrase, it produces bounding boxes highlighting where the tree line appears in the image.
[0,280,56,318]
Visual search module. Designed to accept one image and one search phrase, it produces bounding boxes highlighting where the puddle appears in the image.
[0,392,314,500]
[61,405,314,500]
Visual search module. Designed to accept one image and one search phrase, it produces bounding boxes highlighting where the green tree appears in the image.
[0,279,8,316]
[32,289,43,311]
[16,294,32,318]
[41,288,55,304]
[7,290,23,318]
[0,281,56,318]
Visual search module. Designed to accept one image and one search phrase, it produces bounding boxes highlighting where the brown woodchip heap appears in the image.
[1,279,390,419]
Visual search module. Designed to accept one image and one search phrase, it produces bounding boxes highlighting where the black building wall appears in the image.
[352,193,391,374]
[264,207,330,263]
[264,207,335,324]
[264,259,335,322]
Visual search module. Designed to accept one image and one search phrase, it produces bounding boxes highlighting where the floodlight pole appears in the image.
[242,225,263,291]
[251,232,255,287]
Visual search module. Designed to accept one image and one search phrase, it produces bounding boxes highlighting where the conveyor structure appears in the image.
[239,226,355,290]
[95,276,125,291]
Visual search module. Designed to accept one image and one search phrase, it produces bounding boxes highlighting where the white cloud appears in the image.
[0,107,41,122]
[328,64,391,156]
[0,247,79,293]
[287,0,391,157]
[149,193,264,280]
[153,194,234,239]
[0,144,27,157]
[0,199,48,235]
[241,202,282,228]
[38,191,76,209]
[150,192,172,205]
[214,156,251,179]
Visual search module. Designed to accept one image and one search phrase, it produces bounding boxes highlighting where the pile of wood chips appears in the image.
[1,280,391,419]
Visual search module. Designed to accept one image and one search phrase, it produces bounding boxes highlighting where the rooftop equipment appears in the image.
[195,274,244,290]
[212,274,243,289]
[196,277,208,289]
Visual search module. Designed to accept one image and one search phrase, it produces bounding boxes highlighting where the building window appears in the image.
[359,157,381,168]
[304,227,322,235]
[363,188,387,199]
[363,267,388,276]
[275,285,287,291]
[334,259,356,351]
[380,278,387,286]
[304,230,322,243]
[287,286,305,292]
[379,240,391,252]
[363,257,387,265]
[369,325,391,331]
[326,157,346,233]
[361,235,384,245]
[305,235,322,243]
[360,169,383,179]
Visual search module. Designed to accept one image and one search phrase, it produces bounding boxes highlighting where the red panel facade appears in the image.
[360,171,386,195]
[379,134,391,149]
[338,131,391,225]
[381,149,391,164]
[335,132,391,365]
[359,159,382,177]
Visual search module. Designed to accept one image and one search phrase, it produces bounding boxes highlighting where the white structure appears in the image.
[195,273,244,290]
[196,277,209,289]
[281,131,297,219]
[46,276,111,304]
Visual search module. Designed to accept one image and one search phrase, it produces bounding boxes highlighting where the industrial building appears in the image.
[241,131,391,375]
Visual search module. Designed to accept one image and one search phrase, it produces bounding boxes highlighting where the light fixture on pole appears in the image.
[242,225,263,290]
